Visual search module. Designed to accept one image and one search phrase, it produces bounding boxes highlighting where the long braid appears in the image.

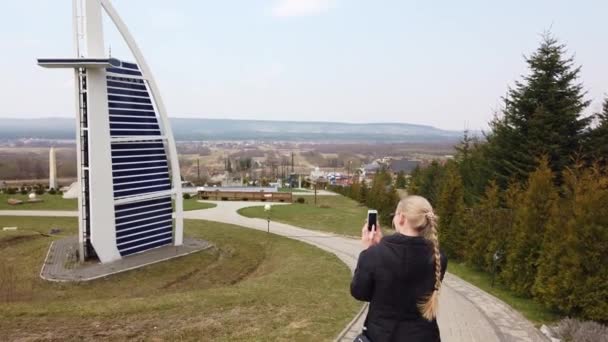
[418,211,441,321]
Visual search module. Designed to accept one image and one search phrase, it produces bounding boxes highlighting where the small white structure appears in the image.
[49,147,58,190]
[62,182,80,199]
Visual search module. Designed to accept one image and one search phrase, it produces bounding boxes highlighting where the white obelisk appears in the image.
[49,147,58,190]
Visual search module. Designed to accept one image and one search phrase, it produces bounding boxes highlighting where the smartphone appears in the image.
[367,210,378,231]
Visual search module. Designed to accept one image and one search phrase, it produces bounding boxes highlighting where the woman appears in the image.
[351,195,448,342]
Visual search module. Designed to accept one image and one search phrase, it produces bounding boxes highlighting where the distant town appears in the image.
[0,137,456,191]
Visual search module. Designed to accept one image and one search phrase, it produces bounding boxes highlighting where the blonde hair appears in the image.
[396,195,441,321]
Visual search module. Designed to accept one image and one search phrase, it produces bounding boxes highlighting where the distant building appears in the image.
[362,161,382,174]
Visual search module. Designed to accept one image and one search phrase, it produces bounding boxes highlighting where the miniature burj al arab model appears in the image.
[38,0,183,263]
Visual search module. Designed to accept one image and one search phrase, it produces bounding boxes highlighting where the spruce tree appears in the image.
[485,34,591,187]
[436,162,467,260]
[585,97,608,165]
[407,166,422,195]
[414,161,446,206]
[359,179,368,204]
[395,171,407,189]
[350,178,361,202]
[534,165,608,320]
[501,158,558,296]
[456,131,492,204]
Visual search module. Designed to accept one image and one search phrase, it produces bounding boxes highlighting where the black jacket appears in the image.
[351,233,448,342]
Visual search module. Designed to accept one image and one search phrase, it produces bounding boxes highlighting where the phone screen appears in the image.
[368,212,377,231]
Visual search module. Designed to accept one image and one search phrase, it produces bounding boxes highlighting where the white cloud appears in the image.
[271,0,336,17]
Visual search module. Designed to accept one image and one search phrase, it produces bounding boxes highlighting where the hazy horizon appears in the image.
[1,0,606,130]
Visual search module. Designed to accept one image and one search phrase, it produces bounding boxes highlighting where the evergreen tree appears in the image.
[395,171,407,189]
[533,165,608,321]
[501,158,558,296]
[367,172,386,213]
[407,166,422,195]
[380,185,400,226]
[436,162,467,260]
[409,161,445,206]
[456,131,492,204]
[359,179,368,204]
[585,97,608,165]
[485,34,591,187]
[466,181,502,271]
[350,178,361,202]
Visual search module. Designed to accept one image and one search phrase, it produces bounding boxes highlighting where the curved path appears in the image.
[1,205,546,342]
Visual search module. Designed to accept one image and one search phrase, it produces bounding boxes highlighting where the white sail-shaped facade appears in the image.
[38,0,183,263]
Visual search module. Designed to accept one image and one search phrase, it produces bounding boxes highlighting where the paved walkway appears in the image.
[0,210,78,217]
[0,204,546,342]
[292,190,338,196]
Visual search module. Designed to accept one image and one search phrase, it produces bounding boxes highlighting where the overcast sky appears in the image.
[1,0,606,130]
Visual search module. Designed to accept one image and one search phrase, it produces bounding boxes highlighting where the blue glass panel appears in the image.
[110,130,162,136]
[108,95,152,104]
[108,102,154,111]
[107,80,147,91]
[112,166,169,178]
[107,67,143,76]
[115,201,172,218]
[114,179,171,191]
[107,87,149,97]
[115,208,173,225]
[112,148,166,157]
[110,123,160,130]
[112,161,167,170]
[119,238,172,256]
[121,61,140,70]
[117,232,173,250]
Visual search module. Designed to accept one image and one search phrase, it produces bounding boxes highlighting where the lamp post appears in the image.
[264,204,271,233]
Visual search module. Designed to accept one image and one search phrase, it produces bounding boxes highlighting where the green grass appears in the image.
[0,194,214,212]
[238,194,368,236]
[0,193,77,210]
[182,198,217,211]
[448,262,560,326]
[0,216,359,341]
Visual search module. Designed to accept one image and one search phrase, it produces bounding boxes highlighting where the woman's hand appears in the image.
[361,221,383,249]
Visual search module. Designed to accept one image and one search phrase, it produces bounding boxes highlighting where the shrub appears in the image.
[242,198,249,201]
[183,193,191,200]
[261,198,267,202]
[201,196,209,200]
[48,188,56,195]
[553,318,608,342]
[221,197,228,201]
[296,197,306,204]
[7,188,17,195]
[35,188,44,195]
[20,189,27,195]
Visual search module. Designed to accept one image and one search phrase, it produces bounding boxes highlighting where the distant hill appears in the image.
[0,117,463,143]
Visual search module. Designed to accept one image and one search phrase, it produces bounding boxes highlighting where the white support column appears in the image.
[83,0,121,262]
[100,0,184,246]
[73,0,85,262]
[49,147,57,190]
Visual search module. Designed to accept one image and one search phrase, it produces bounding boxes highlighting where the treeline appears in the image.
[332,169,407,226]
[0,149,76,180]
[409,35,608,322]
